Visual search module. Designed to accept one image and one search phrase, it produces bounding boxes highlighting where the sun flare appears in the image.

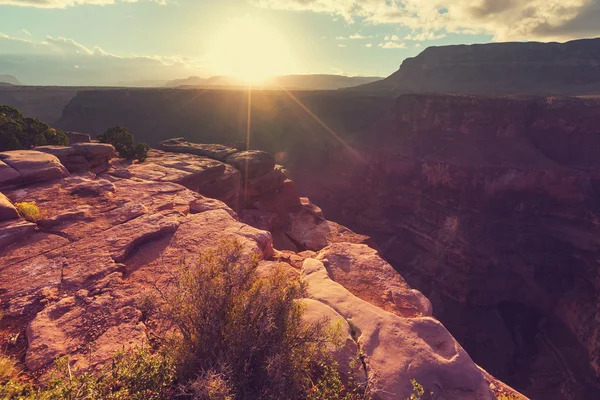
[208,16,294,84]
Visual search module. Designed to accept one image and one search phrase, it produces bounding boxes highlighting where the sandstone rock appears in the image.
[0,219,37,249]
[246,166,286,195]
[240,209,280,231]
[159,138,238,161]
[302,258,494,400]
[67,131,91,144]
[284,198,330,251]
[225,150,275,179]
[317,243,432,317]
[0,192,19,222]
[302,298,364,383]
[0,160,22,188]
[0,150,69,187]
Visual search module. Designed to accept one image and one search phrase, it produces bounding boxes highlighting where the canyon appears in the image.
[27,89,600,399]
[0,139,523,399]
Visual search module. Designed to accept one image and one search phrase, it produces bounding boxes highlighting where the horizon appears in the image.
[2,0,600,86]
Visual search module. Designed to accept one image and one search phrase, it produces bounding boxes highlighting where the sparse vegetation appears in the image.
[0,348,175,400]
[14,201,42,222]
[97,126,149,162]
[0,355,18,384]
[0,105,68,151]
[2,239,366,400]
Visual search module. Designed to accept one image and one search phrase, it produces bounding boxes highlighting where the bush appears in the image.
[14,201,42,222]
[153,238,358,399]
[0,348,175,400]
[0,105,68,151]
[97,126,148,162]
[0,355,18,384]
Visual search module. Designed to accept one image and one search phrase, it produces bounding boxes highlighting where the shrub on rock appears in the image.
[0,105,68,151]
[97,126,148,162]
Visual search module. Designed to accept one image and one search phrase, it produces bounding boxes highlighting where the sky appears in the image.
[1,0,600,86]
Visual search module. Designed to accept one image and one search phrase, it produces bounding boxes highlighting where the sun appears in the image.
[208,16,294,84]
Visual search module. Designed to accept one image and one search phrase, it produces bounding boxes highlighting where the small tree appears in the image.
[0,105,68,151]
[97,126,148,162]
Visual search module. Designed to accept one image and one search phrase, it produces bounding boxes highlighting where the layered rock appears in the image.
[0,140,521,399]
[36,143,114,173]
[293,94,600,400]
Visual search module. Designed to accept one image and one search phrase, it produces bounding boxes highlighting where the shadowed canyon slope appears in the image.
[49,90,600,399]
[356,37,600,95]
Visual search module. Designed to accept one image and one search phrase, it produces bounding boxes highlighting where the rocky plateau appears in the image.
[0,138,523,399]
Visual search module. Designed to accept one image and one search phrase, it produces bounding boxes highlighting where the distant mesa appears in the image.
[165,74,382,90]
[355,37,600,95]
[0,75,22,86]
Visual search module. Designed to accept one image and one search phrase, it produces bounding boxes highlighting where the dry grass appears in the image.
[0,354,18,383]
[14,201,41,222]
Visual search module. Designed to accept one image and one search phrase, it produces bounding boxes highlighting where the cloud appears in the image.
[0,0,166,8]
[404,31,446,41]
[0,32,202,85]
[378,41,407,49]
[21,29,32,36]
[364,43,373,47]
[383,35,401,41]
[336,33,372,40]
[338,44,347,47]
[253,0,600,41]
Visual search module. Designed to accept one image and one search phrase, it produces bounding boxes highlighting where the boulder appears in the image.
[0,192,19,222]
[0,160,22,188]
[316,243,433,317]
[159,138,238,161]
[0,150,69,187]
[246,166,286,195]
[67,132,91,144]
[302,258,494,400]
[225,150,276,179]
[0,220,37,249]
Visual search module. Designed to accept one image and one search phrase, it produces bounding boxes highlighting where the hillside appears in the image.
[357,37,600,95]
[0,75,21,86]
[166,74,382,90]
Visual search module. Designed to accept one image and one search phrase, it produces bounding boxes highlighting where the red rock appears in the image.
[159,138,238,161]
[0,192,18,222]
[0,160,22,188]
[0,150,69,188]
[224,150,275,179]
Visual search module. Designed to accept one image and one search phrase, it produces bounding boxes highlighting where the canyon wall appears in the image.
[293,94,600,400]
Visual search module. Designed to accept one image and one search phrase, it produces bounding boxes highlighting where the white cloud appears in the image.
[364,43,373,47]
[404,31,446,41]
[21,29,32,37]
[336,33,371,40]
[338,44,347,47]
[384,35,401,41]
[0,32,202,85]
[0,0,166,8]
[378,41,407,49]
[415,43,421,48]
[253,0,600,41]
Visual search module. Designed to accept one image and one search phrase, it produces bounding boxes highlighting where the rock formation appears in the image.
[0,140,523,399]
[292,93,600,400]
[356,37,600,95]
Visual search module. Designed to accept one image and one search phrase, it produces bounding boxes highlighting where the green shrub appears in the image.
[14,201,42,222]
[97,126,148,162]
[0,105,68,151]
[154,238,359,399]
[0,348,175,400]
[134,142,150,162]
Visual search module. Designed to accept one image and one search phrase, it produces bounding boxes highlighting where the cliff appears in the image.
[357,38,600,95]
[0,140,522,399]
[290,94,600,400]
